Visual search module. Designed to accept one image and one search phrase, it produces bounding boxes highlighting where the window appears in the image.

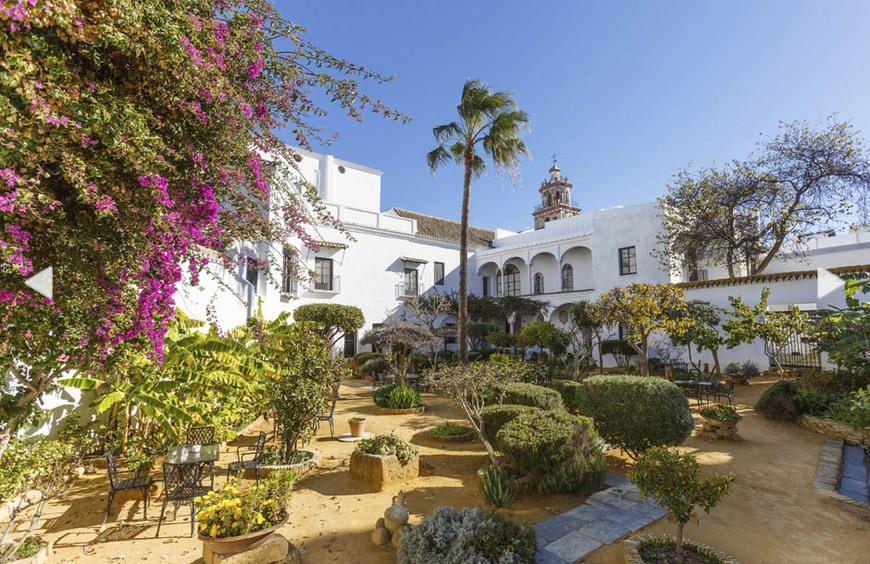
[404,268,419,296]
[315,257,333,291]
[343,331,357,357]
[561,264,574,292]
[482,276,490,297]
[282,247,297,295]
[533,272,544,295]
[434,261,445,286]
[502,264,520,296]
[618,324,626,340]
[245,257,259,292]
[619,246,637,275]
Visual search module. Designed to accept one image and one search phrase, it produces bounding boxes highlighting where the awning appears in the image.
[401,256,428,264]
[316,240,349,249]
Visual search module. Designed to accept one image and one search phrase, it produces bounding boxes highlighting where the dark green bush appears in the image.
[478,465,516,511]
[397,506,536,564]
[574,375,693,458]
[480,404,541,447]
[352,351,382,368]
[556,381,584,413]
[374,384,422,409]
[754,380,798,419]
[501,382,564,411]
[497,410,606,494]
[360,356,389,377]
[520,362,550,385]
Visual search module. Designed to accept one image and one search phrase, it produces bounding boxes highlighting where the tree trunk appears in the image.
[458,149,474,365]
[597,336,604,375]
[676,521,685,564]
[640,336,649,377]
[711,347,721,376]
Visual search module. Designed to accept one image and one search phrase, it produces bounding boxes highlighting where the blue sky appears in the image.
[276,1,870,233]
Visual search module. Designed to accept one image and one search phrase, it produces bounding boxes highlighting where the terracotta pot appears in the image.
[199,513,288,555]
[349,419,366,437]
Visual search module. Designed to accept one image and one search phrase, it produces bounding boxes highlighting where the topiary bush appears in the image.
[496,410,606,494]
[556,381,584,413]
[574,375,693,459]
[480,404,541,448]
[754,380,798,419]
[397,506,536,564]
[500,382,564,411]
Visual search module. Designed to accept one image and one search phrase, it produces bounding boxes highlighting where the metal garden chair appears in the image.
[156,462,211,537]
[102,450,152,530]
[227,431,268,484]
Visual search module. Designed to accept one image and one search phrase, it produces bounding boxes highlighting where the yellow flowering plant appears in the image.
[196,471,295,538]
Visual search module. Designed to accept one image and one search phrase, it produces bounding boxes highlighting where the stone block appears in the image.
[349,451,419,491]
[202,534,301,564]
[541,531,603,562]
[532,513,583,542]
[577,518,631,545]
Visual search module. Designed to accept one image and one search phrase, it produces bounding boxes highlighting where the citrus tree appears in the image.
[292,304,365,348]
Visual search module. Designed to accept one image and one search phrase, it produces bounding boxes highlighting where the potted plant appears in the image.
[627,448,736,564]
[196,471,295,556]
[698,404,742,440]
[349,417,367,437]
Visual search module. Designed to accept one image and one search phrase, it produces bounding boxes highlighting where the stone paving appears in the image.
[839,444,869,504]
[534,474,667,564]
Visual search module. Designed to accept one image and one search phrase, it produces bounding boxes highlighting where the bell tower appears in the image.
[533,156,581,229]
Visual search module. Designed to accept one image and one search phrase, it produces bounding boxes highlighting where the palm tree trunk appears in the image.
[458,149,473,365]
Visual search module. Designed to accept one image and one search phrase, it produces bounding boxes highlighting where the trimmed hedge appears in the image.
[480,404,541,448]
[556,381,584,413]
[754,380,798,419]
[574,375,693,458]
[497,410,606,494]
[501,382,564,411]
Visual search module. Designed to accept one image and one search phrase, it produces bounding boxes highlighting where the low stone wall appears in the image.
[349,451,419,491]
[374,406,426,415]
[623,534,739,564]
[798,415,870,446]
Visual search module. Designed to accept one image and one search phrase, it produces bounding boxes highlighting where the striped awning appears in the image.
[401,256,428,264]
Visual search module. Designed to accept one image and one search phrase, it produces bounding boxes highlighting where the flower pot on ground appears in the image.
[698,404,742,440]
[349,417,367,437]
[196,471,295,556]
[348,434,419,491]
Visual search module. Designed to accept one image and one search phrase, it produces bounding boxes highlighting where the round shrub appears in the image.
[754,380,798,419]
[556,381,584,413]
[574,375,693,458]
[496,410,606,494]
[397,506,536,564]
[360,356,389,377]
[480,404,541,447]
[501,382,564,411]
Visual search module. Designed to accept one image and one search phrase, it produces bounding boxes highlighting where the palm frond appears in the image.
[427,145,453,173]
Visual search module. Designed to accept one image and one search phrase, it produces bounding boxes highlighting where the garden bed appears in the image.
[349,451,419,491]
[419,423,473,443]
[374,405,426,415]
[624,534,740,564]
[259,449,321,479]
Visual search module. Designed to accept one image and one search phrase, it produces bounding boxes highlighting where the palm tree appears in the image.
[427,79,529,364]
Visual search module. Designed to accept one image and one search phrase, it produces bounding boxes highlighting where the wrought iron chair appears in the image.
[682,380,703,405]
[227,431,267,483]
[186,426,216,489]
[102,450,152,530]
[715,381,735,406]
[156,462,211,537]
[316,398,337,437]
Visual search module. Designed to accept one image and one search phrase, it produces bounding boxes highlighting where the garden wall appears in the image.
[798,415,870,446]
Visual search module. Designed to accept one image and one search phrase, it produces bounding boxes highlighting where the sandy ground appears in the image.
[12,376,870,563]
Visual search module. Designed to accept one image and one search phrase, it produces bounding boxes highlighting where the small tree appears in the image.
[722,288,806,379]
[426,358,522,468]
[360,322,434,384]
[292,304,365,349]
[597,284,694,377]
[568,301,605,377]
[812,274,870,375]
[467,322,499,351]
[485,331,516,353]
[519,321,569,359]
[628,448,736,564]
[668,300,724,375]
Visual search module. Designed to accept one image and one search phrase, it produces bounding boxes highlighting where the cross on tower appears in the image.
[551,152,558,166]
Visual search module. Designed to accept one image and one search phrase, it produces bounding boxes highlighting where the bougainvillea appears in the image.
[0,0,408,447]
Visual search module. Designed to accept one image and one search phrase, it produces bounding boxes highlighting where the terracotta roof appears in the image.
[391,208,494,248]
[675,264,870,290]
[315,240,349,249]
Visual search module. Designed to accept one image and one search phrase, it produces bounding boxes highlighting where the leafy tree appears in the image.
[659,119,870,277]
[427,80,530,364]
[468,322,499,351]
[567,301,605,377]
[485,331,516,352]
[292,303,365,348]
[722,288,806,379]
[628,448,736,564]
[404,291,454,365]
[519,321,569,358]
[812,274,870,376]
[668,300,724,375]
[360,322,434,384]
[600,339,637,369]
[0,0,406,452]
[596,284,694,377]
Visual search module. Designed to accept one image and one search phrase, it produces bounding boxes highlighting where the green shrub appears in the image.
[741,361,760,377]
[355,434,418,466]
[478,465,516,511]
[699,404,741,421]
[501,382,564,411]
[409,354,434,374]
[427,422,470,436]
[361,356,390,377]
[647,357,665,375]
[754,380,798,419]
[844,388,870,429]
[373,383,421,408]
[497,410,606,494]
[520,362,550,385]
[480,404,541,446]
[574,375,693,458]
[352,351,382,368]
[0,438,87,503]
[556,381,584,413]
[397,506,536,564]
[724,363,741,375]
[601,339,637,367]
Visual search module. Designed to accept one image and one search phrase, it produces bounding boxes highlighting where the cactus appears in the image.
[478,464,516,511]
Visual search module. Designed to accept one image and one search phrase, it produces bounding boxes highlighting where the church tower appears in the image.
[532,160,581,230]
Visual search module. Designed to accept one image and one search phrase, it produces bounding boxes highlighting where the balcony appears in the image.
[311,276,341,294]
[396,281,419,300]
[280,278,299,299]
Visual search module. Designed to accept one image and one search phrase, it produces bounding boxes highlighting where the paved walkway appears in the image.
[534,474,667,564]
[839,445,869,504]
